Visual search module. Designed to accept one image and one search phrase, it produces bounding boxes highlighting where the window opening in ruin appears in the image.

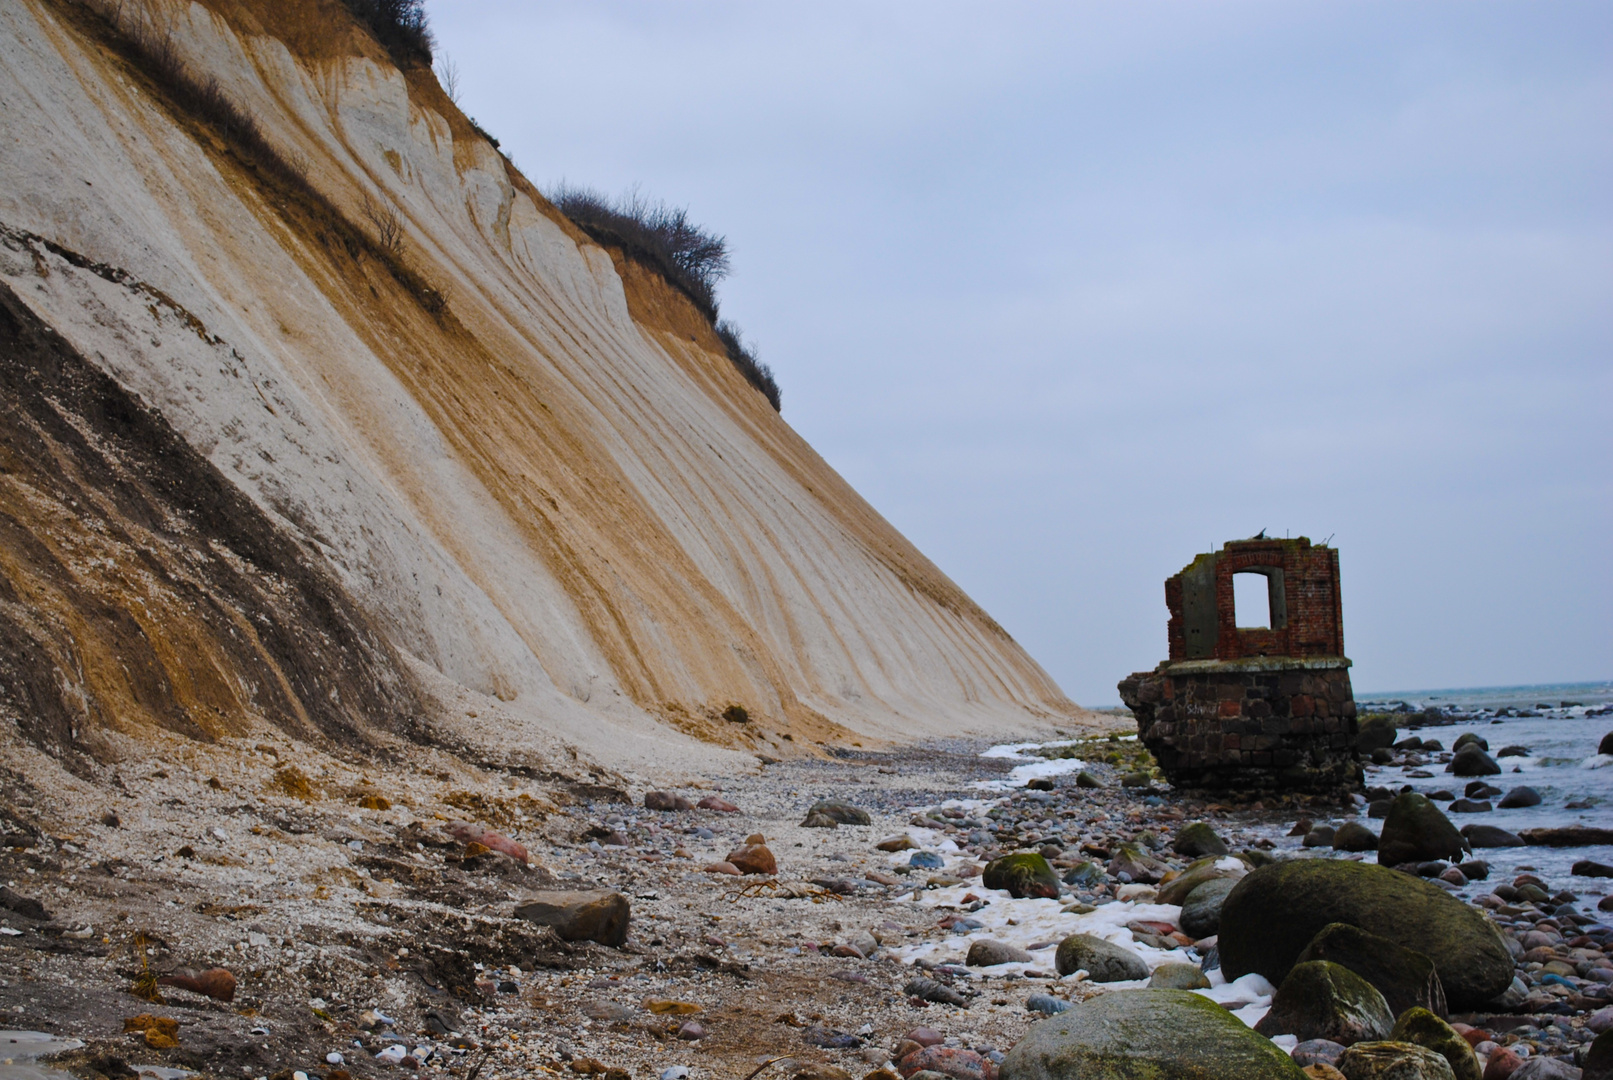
[1233,571,1272,629]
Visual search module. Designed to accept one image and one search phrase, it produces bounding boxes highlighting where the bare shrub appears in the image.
[435,55,461,104]
[360,194,405,255]
[716,320,781,412]
[547,183,780,410]
[547,183,730,319]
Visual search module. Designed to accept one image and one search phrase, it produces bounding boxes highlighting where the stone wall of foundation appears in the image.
[1120,658,1360,792]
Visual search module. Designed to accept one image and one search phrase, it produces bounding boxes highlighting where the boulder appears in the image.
[983,853,1060,899]
[1334,822,1380,852]
[1295,1041,1349,1069]
[514,890,631,947]
[1336,1041,1456,1079]
[997,988,1306,1080]
[1174,822,1229,857]
[696,795,739,812]
[1584,1029,1612,1080]
[802,800,870,826]
[1509,1059,1585,1080]
[1518,826,1613,846]
[1447,747,1500,777]
[1451,734,1488,753]
[1447,799,1491,814]
[1358,716,1399,754]
[1157,857,1245,906]
[1107,842,1168,884]
[1255,961,1394,1046]
[1075,771,1104,789]
[1387,1008,1480,1080]
[898,1047,990,1080]
[1306,1067,1349,1080]
[644,791,694,811]
[1217,859,1513,1010]
[1497,787,1542,809]
[1378,793,1468,868]
[966,939,1033,967]
[1147,962,1211,990]
[725,843,777,875]
[1295,923,1448,1019]
[1053,933,1148,981]
[1180,877,1240,939]
[1460,825,1524,848]
[1601,732,1613,757]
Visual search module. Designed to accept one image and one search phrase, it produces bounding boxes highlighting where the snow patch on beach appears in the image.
[974,738,1089,791]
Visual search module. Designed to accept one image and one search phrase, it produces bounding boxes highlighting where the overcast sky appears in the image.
[428,2,1610,705]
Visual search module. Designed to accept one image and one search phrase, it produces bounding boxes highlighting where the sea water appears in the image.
[1344,679,1613,896]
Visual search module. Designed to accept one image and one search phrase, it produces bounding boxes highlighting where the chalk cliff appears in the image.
[0,0,1082,775]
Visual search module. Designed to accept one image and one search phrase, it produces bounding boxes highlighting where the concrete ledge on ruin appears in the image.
[1161,657,1352,676]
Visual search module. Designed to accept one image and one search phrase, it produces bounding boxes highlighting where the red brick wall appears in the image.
[1166,538,1344,661]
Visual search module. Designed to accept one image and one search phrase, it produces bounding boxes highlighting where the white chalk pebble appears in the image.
[375,1044,408,1063]
[326,1051,345,1065]
[661,1068,690,1080]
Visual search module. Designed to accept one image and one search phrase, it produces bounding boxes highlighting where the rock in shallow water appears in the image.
[1379,793,1469,868]
[998,988,1306,1080]
[1218,859,1512,1010]
[1461,824,1525,848]
[1174,821,1228,857]
[1255,960,1394,1046]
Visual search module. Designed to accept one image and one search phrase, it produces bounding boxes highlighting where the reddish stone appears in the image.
[644,791,694,811]
[906,1027,944,1047]
[156,967,236,1002]
[1482,1047,1523,1080]
[443,821,529,863]
[724,843,777,876]
[897,1046,993,1080]
[696,795,738,812]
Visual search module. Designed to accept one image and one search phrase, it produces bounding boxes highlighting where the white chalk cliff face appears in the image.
[0,0,1080,772]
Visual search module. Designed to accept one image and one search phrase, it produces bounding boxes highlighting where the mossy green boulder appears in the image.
[1296,923,1448,1019]
[1388,1008,1480,1080]
[1156,856,1244,906]
[982,852,1060,899]
[1332,822,1380,852]
[1336,1041,1455,1080]
[1378,793,1468,867]
[1054,933,1148,981]
[801,799,870,826]
[1218,859,1511,1010]
[1255,960,1393,1045]
[998,989,1306,1080]
[1173,821,1228,857]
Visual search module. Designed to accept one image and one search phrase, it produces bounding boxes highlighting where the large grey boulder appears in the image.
[514,889,631,947]
[1053,933,1148,981]
[998,988,1306,1080]
[1254,961,1394,1046]
[1217,859,1512,1010]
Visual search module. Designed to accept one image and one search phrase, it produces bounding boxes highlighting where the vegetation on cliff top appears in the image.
[549,184,781,411]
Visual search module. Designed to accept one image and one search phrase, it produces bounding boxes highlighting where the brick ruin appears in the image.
[1118,536,1361,792]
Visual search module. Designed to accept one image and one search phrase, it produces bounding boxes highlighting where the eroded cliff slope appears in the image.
[0,0,1083,775]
